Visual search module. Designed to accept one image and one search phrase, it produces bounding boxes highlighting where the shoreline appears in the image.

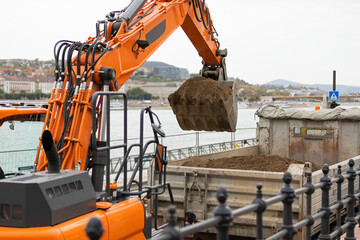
[1,99,359,110]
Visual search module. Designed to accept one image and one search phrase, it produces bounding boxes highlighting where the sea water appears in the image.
[0,107,259,173]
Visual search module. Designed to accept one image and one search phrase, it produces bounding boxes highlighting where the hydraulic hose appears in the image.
[83,37,101,82]
[55,42,81,151]
[77,43,90,86]
[103,21,108,42]
[96,21,101,38]
[66,42,81,88]
[55,42,71,81]
[89,42,108,83]
[60,44,71,82]
[191,0,209,29]
[83,45,94,82]
[54,40,73,80]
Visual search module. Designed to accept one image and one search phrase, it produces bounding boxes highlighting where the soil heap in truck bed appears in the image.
[168,76,237,132]
[179,155,321,172]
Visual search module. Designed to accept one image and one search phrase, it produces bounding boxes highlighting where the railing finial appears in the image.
[283,171,293,185]
[214,187,233,240]
[216,186,228,204]
[322,164,330,175]
[168,205,177,227]
[160,205,181,240]
[349,158,355,168]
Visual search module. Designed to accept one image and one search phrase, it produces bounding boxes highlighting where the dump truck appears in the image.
[152,106,360,239]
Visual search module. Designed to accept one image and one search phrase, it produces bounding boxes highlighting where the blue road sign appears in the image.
[329,91,339,102]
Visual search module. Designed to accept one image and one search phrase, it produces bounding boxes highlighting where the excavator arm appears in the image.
[35,0,232,172]
[93,0,227,88]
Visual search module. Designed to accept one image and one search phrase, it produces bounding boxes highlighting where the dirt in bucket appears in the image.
[180,155,321,172]
[168,76,232,105]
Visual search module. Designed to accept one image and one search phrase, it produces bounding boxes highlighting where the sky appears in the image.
[1,0,359,86]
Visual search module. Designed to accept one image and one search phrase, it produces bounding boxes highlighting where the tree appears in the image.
[126,87,152,100]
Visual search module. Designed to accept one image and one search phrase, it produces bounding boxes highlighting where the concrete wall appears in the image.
[258,117,360,166]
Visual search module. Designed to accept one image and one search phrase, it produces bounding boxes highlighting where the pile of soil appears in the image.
[180,155,321,172]
[168,76,232,105]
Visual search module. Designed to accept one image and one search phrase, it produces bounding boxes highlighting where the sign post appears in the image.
[329,70,339,109]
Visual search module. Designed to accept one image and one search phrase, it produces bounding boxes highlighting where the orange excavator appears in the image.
[0,0,236,239]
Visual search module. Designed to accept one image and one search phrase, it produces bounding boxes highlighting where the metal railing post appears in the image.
[318,164,333,240]
[304,171,315,240]
[345,159,356,240]
[214,187,233,240]
[196,132,200,156]
[253,184,266,240]
[335,165,344,240]
[231,132,235,148]
[280,172,297,240]
[357,161,360,216]
[159,205,182,240]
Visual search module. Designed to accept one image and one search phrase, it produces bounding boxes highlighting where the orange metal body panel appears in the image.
[103,198,145,240]
[0,227,64,240]
[181,6,220,66]
[0,199,145,240]
[0,107,47,121]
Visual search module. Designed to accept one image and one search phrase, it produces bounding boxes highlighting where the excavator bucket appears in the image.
[168,77,239,132]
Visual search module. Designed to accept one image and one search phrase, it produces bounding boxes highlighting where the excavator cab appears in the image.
[0,106,47,176]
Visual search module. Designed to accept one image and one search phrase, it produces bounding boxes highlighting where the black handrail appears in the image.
[153,158,360,240]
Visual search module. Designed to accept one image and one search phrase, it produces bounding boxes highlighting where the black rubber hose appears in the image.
[90,42,108,83]
[83,44,95,83]
[191,0,209,29]
[55,42,71,80]
[96,21,101,38]
[54,40,73,79]
[57,43,81,151]
[200,0,209,29]
[77,43,90,86]
[66,42,81,88]
[66,44,77,88]
[192,0,202,22]
[103,21,108,41]
[83,37,101,82]
[60,44,71,82]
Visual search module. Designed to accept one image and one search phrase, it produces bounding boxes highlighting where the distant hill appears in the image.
[141,61,174,68]
[308,84,360,94]
[265,79,303,87]
[139,61,189,79]
[265,79,360,94]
